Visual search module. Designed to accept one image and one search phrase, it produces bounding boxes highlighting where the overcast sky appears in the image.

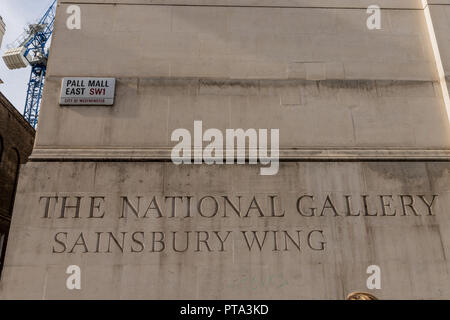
[0,0,54,113]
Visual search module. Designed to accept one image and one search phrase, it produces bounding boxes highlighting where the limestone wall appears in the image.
[31,0,450,158]
[1,161,450,299]
[2,0,450,300]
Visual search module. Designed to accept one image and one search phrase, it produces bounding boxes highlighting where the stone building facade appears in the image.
[0,92,35,277]
[1,0,450,299]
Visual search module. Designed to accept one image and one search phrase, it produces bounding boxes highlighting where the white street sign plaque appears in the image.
[60,77,116,106]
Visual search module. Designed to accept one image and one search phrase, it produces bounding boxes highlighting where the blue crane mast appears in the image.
[2,0,57,128]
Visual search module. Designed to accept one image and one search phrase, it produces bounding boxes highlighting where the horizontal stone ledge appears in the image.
[58,0,426,10]
[46,76,439,89]
[29,147,450,161]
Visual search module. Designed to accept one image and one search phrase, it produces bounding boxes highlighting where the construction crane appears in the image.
[2,0,57,129]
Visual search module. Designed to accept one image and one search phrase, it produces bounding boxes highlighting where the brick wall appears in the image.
[0,93,34,234]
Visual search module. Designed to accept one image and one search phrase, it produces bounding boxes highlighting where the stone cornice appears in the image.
[30,147,450,161]
[58,0,426,10]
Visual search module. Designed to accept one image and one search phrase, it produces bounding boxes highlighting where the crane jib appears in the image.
[1,0,57,129]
